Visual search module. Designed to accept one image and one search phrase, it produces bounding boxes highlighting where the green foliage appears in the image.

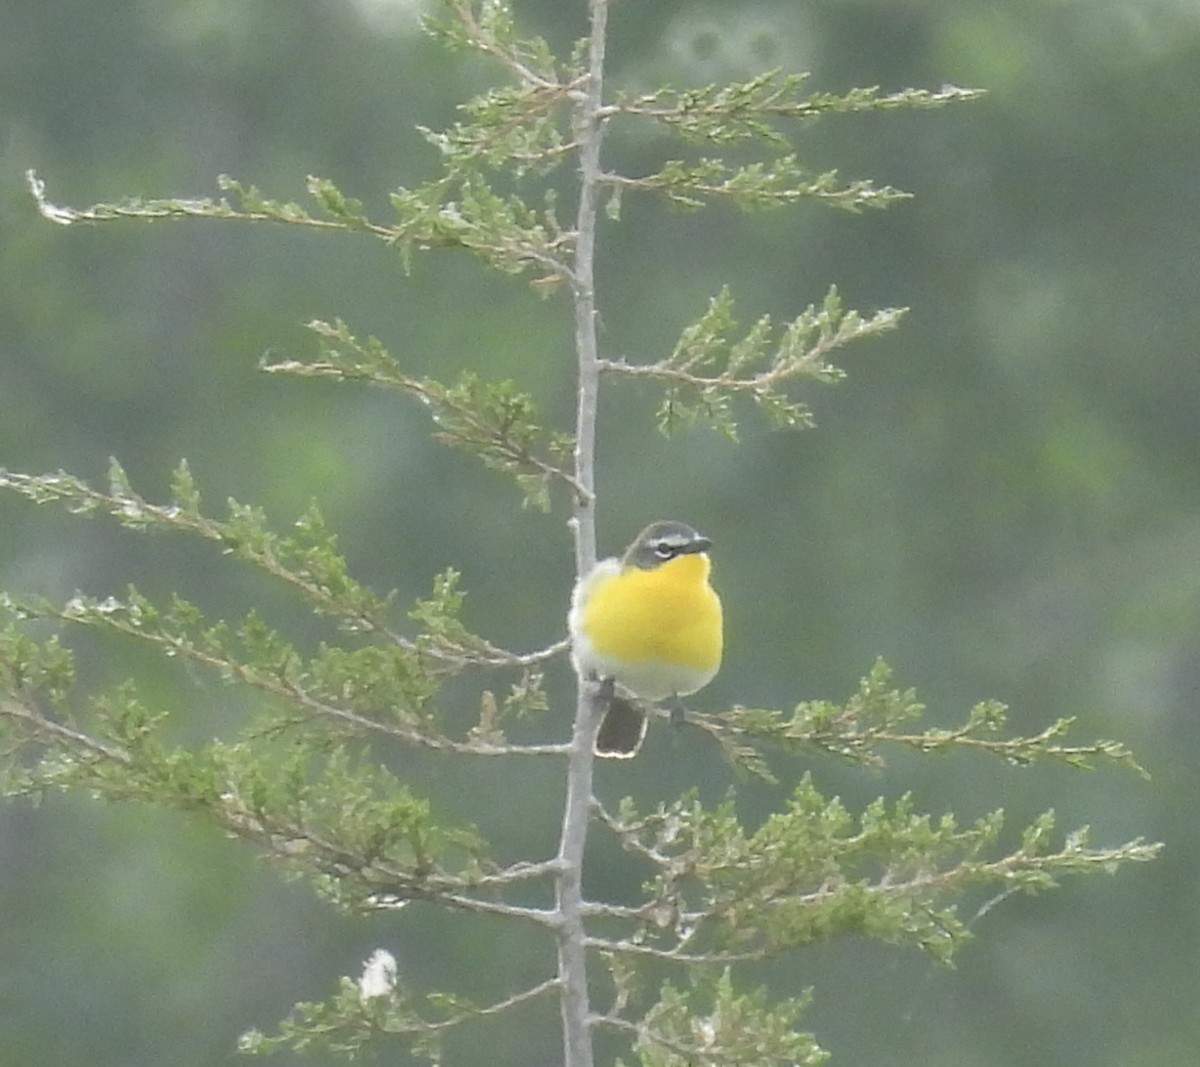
[610,71,983,145]
[626,970,827,1067]
[0,618,74,704]
[605,286,901,440]
[24,2,958,460]
[424,0,563,84]
[599,781,1156,969]
[0,604,497,903]
[0,464,557,749]
[1,460,399,634]
[240,961,559,1062]
[703,659,1147,782]
[26,169,383,239]
[612,154,912,213]
[0,455,1159,1062]
[263,318,579,510]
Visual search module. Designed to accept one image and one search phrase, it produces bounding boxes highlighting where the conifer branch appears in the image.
[0,695,130,767]
[694,660,1148,778]
[593,970,827,1067]
[264,318,589,508]
[420,1,589,179]
[0,464,565,671]
[428,0,572,93]
[241,970,562,1059]
[397,973,563,1031]
[26,169,389,235]
[604,74,984,143]
[590,792,1160,964]
[602,158,909,213]
[583,940,764,966]
[2,592,566,757]
[27,168,576,282]
[0,688,568,919]
[600,287,902,437]
[415,974,563,1028]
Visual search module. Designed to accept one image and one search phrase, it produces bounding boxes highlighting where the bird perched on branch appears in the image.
[569,520,723,756]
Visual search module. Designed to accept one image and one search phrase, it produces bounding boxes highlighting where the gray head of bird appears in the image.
[622,520,712,570]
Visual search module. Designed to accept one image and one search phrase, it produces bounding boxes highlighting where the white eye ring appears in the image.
[653,541,675,559]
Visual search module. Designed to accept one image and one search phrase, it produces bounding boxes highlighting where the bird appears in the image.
[568,520,723,756]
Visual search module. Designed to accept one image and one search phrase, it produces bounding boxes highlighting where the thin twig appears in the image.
[583,937,765,965]
[0,697,131,764]
[420,976,563,1033]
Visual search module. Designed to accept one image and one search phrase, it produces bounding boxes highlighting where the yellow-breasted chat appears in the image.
[569,520,723,756]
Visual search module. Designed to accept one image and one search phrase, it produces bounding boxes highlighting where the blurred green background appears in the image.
[3,0,1198,1064]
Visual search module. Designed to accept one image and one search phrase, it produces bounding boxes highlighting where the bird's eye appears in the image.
[652,541,676,559]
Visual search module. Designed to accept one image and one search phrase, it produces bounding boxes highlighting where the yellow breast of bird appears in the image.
[583,554,723,671]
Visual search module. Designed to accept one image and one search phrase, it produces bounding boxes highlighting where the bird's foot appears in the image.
[666,694,688,727]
